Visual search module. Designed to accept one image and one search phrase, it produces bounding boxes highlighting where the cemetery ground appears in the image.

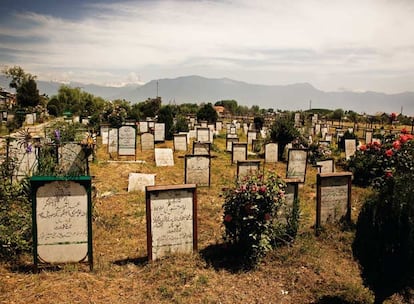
[0,131,409,304]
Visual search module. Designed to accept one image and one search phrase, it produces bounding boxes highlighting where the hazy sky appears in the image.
[1,0,414,93]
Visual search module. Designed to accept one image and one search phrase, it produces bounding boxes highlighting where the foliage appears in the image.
[346,130,414,187]
[214,100,238,115]
[222,172,298,267]
[158,105,174,140]
[253,116,264,131]
[197,103,218,123]
[0,158,31,261]
[308,142,333,165]
[353,171,414,304]
[269,116,301,160]
[174,114,189,133]
[137,97,161,118]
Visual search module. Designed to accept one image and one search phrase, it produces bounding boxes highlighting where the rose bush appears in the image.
[222,172,298,267]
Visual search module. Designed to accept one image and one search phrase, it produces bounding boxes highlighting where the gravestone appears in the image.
[237,160,261,179]
[294,113,301,126]
[60,143,86,175]
[118,125,136,156]
[154,123,165,142]
[281,178,301,225]
[316,172,352,231]
[193,142,211,155]
[286,149,308,183]
[345,139,356,160]
[265,143,278,163]
[243,123,249,135]
[185,155,211,186]
[232,142,247,164]
[100,125,109,145]
[200,120,208,128]
[247,130,257,147]
[321,126,328,139]
[226,135,239,152]
[155,148,174,166]
[229,126,237,135]
[146,184,197,261]
[252,139,263,153]
[108,128,118,153]
[325,134,332,142]
[173,134,188,152]
[139,121,148,133]
[31,176,93,270]
[128,173,156,192]
[196,127,211,143]
[316,159,335,173]
[315,124,321,135]
[365,129,373,144]
[141,133,155,151]
[215,121,223,132]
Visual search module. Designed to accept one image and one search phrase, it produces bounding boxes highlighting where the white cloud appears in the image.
[1,0,414,92]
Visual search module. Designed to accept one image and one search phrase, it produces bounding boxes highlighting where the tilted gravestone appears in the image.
[155,148,174,166]
[128,173,156,192]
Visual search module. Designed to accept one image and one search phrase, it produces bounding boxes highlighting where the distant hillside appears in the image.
[1,75,413,115]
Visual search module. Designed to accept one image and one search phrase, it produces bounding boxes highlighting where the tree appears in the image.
[3,66,40,109]
[269,116,300,159]
[253,116,265,131]
[137,97,161,118]
[215,99,238,115]
[157,105,174,140]
[197,103,218,123]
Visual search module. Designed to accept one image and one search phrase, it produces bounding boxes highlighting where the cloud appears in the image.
[1,0,414,92]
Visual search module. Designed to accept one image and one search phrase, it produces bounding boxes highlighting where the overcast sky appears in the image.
[1,0,414,93]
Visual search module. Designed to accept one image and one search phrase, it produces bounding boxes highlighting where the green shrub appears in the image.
[269,117,302,160]
[222,172,298,267]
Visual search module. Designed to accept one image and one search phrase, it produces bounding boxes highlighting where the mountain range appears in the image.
[1,75,413,115]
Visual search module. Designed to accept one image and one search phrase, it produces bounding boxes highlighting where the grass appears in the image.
[1,126,409,304]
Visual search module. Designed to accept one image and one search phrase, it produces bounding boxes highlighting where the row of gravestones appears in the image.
[30,166,352,270]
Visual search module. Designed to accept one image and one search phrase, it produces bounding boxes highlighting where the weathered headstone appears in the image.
[154,123,165,142]
[185,155,211,186]
[316,159,335,173]
[232,142,247,164]
[155,148,174,166]
[247,130,257,147]
[100,125,109,145]
[345,139,356,160]
[173,134,188,152]
[146,184,197,261]
[196,127,211,143]
[128,173,156,192]
[286,149,308,183]
[237,160,261,179]
[265,143,278,163]
[31,176,93,270]
[215,121,223,132]
[316,172,352,231]
[108,128,118,153]
[141,133,155,151]
[193,142,211,155]
[139,121,148,133]
[365,129,373,144]
[118,125,136,156]
[60,143,86,175]
[226,135,239,152]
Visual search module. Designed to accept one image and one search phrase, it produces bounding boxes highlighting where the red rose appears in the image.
[385,149,393,157]
[264,213,271,221]
[359,145,367,151]
[224,214,232,222]
[392,140,401,150]
[385,171,393,178]
[251,185,257,192]
[401,128,408,134]
[400,134,409,144]
[259,185,267,193]
[407,134,414,141]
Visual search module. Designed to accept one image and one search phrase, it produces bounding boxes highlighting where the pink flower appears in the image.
[400,134,409,144]
[251,185,258,192]
[359,145,367,151]
[259,185,267,193]
[224,214,232,222]
[392,140,401,150]
[385,149,393,157]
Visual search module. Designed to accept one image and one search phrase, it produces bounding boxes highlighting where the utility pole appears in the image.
[156,81,159,97]
[309,100,312,110]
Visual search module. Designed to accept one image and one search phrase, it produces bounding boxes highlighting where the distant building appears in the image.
[0,88,16,109]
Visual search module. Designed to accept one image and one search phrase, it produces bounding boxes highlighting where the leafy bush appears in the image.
[222,172,298,267]
[269,116,301,160]
[0,160,31,261]
[346,129,414,187]
[353,171,414,304]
